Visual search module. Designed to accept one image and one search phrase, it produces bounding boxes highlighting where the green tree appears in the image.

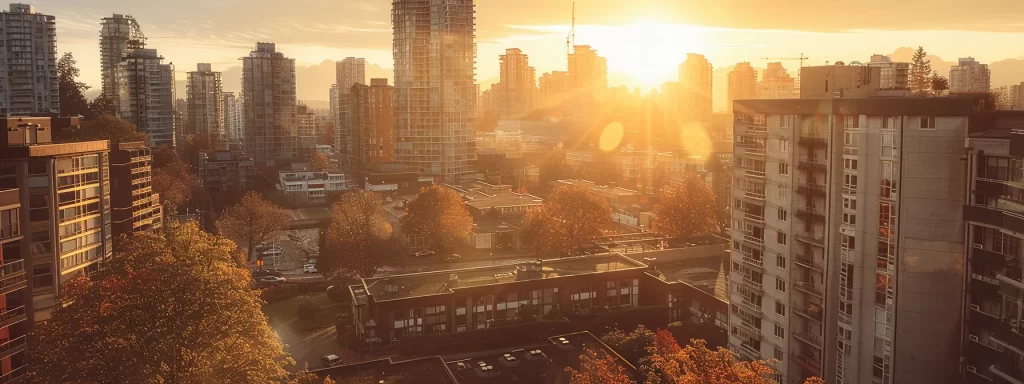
[87,92,119,120]
[930,72,949,96]
[319,191,402,277]
[58,52,90,117]
[72,114,149,144]
[401,185,473,251]
[217,191,291,264]
[652,174,719,237]
[28,221,292,383]
[910,46,932,95]
[524,185,610,257]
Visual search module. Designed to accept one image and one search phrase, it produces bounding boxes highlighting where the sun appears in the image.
[596,22,709,89]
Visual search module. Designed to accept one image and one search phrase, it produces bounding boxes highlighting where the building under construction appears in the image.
[99,14,145,100]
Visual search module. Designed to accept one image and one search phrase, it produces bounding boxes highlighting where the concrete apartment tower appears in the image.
[117,49,176,147]
[759,63,798,99]
[222,91,242,141]
[538,70,569,112]
[730,97,973,384]
[186,63,224,138]
[349,78,395,180]
[241,42,296,165]
[392,0,476,182]
[728,62,757,113]
[329,84,339,150]
[679,53,713,128]
[99,13,144,101]
[497,48,536,118]
[567,45,607,121]
[0,4,57,115]
[335,57,366,172]
[950,57,992,94]
[867,55,910,90]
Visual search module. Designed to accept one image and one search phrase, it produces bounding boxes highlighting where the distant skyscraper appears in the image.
[1011,82,1024,110]
[868,55,910,90]
[350,78,395,179]
[329,84,340,151]
[949,57,991,93]
[0,4,57,115]
[567,45,607,121]
[337,57,366,91]
[186,63,224,138]
[539,71,570,112]
[336,57,366,171]
[241,42,296,165]
[392,0,476,181]
[728,62,757,112]
[99,14,144,100]
[497,48,536,118]
[678,53,713,126]
[117,49,175,147]
[758,62,798,99]
[222,92,243,141]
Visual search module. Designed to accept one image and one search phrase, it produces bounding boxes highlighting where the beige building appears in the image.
[0,4,57,115]
[539,71,570,112]
[100,13,144,101]
[759,62,798,99]
[730,98,973,384]
[497,48,536,119]
[118,48,176,147]
[679,53,713,126]
[186,63,224,138]
[240,42,296,165]
[867,55,909,90]
[949,57,991,94]
[729,62,758,112]
[349,78,395,179]
[567,45,607,121]
[798,64,882,99]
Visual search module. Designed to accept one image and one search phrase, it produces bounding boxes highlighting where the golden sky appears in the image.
[44,0,1024,98]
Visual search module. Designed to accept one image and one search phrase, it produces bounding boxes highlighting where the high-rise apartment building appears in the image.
[349,78,395,180]
[110,141,162,247]
[728,62,757,113]
[329,84,340,152]
[961,119,1024,384]
[99,13,144,100]
[679,53,713,127]
[867,55,909,90]
[186,63,224,138]
[950,57,991,94]
[335,57,366,171]
[730,98,974,384]
[117,49,176,147]
[567,45,607,120]
[296,104,317,152]
[222,92,242,141]
[497,48,536,118]
[539,71,570,111]
[392,0,476,182]
[241,42,296,165]
[0,4,57,116]
[759,63,798,99]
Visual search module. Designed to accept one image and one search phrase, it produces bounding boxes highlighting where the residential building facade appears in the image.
[567,45,607,122]
[349,79,395,180]
[679,53,713,126]
[186,63,224,138]
[950,57,991,94]
[109,141,162,246]
[730,98,973,384]
[117,49,176,147]
[241,42,297,165]
[759,62,798,100]
[335,57,366,172]
[728,62,757,113]
[497,48,536,118]
[799,65,882,99]
[867,55,910,90]
[392,0,476,182]
[278,170,346,206]
[539,71,569,112]
[0,4,57,116]
[198,150,256,209]
[222,91,243,142]
[0,187,27,381]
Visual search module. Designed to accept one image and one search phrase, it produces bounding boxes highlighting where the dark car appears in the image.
[413,250,436,258]
[321,354,342,367]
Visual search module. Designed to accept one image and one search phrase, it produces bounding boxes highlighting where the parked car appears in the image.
[413,250,436,258]
[259,276,286,284]
[262,246,283,257]
[444,254,462,262]
[303,264,318,274]
[321,354,342,368]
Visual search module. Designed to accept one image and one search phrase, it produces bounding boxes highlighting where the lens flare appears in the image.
[598,122,625,152]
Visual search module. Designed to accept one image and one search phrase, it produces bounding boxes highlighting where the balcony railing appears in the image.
[796,183,827,196]
[0,306,26,329]
[739,342,761,361]
[798,135,827,147]
[743,234,765,246]
[791,353,822,375]
[796,206,826,222]
[795,232,825,246]
[795,280,824,298]
[0,365,25,384]
[745,148,766,156]
[738,298,762,313]
[0,260,25,295]
[743,190,766,201]
[794,254,824,272]
[740,254,764,269]
[794,305,823,322]
[740,276,763,291]
[747,126,768,135]
[0,336,26,360]
[0,224,18,241]
[739,320,762,336]
[793,330,823,349]
[743,211,765,223]
[745,169,766,179]
[797,157,827,172]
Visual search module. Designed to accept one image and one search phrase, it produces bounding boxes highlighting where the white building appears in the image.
[186,63,224,138]
[731,98,972,384]
[278,170,347,206]
[0,4,58,115]
[222,91,243,141]
[949,57,991,93]
[117,48,175,147]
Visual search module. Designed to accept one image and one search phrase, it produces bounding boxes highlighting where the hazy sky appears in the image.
[41,0,1024,92]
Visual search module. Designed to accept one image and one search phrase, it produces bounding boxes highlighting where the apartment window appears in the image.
[844,116,859,129]
[774,324,786,340]
[777,233,787,246]
[778,186,788,199]
[842,212,857,225]
[778,209,788,222]
[774,347,784,361]
[844,131,859,147]
[778,163,789,176]
[880,161,896,198]
[776,278,786,293]
[776,254,786,269]
[844,173,858,192]
[775,301,786,317]
[843,197,857,210]
[881,115,889,129]
[919,116,935,129]
[842,234,856,251]
[882,133,897,158]
[780,139,790,153]
[844,158,858,171]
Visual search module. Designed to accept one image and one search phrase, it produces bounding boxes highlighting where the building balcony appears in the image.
[742,233,765,246]
[796,206,826,222]
[798,135,827,148]
[794,280,824,298]
[737,252,764,270]
[746,126,768,136]
[0,260,26,296]
[0,336,26,360]
[740,276,764,292]
[0,306,26,329]
[991,362,1024,384]
[795,232,825,247]
[794,305,823,322]
[796,183,827,197]
[744,148,766,157]
[743,210,765,223]
[739,342,761,361]
[0,365,25,384]
[791,353,822,376]
[964,205,1024,236]
[739,320,762,336]
[797,157,828,172]
[793,330,823,350]
[737,297,762,314]
[794,254,825,273]
[742,190,766,201]
[744,169,766,179]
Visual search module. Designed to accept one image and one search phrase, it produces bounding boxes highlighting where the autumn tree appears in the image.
[319,191,403,277]
[401,185,473,251]
[652,174,718,237]
[566,346,635,384]
[151,148,199,212]
[28,221,292,383]
[72,114,149,144]
[524,185,610,257]
[538,150,577,193]
[58,52,90,117]
[87,92,119,120]
[218,191,291,263]
[286,370,336,384]
[582,153,624,186]
[310,151,331,172]
[930,72,949,96]
[910,46,932,95]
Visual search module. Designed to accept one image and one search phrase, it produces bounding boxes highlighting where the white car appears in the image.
[259,276,286,284]
[303,264,318,274]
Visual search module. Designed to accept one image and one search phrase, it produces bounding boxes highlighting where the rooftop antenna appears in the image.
[566,2,575,55]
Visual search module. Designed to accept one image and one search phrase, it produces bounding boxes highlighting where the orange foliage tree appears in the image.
[320,190,403,277]
[309,151,331,172]
[217,191,291,263]
[524,185,610,257]
[566,346,635,384]
[652,173,719,237]
[400,185,472,251]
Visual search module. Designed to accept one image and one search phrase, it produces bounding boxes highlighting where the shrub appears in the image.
[261,284,299,304]
[296,296,323,322]
[326,285,346,303]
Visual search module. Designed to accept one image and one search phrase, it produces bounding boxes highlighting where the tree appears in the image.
[181,133,224,168]
[401,185,473,251]
[930,72,949,96]
[152,151,199,212]
[910,46,932,95]
[652,174,719,237]
[310,151,331,172]
[319,191,402,277]
[28,221,292,383]
[319,122,334,147]
[601,325,657,364]
[87,93,119,120]
[566,346,635,384]
[538,150,576,193]
[58,52,90,117]
[286,370,336,384]
[524,185,610,257]
[72,114,149,144]
[217,191,291,263]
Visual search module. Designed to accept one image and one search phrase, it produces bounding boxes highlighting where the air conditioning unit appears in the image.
[969,335,979,342]
[970,304,980,311]
[967,365,978,374]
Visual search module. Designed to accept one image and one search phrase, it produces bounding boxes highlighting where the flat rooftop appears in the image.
[311,356,455,384]
[362,253,647,301]
[555,179,639,198]
[445,180,542,211]
[647,253,730,302]
[445,331,639,384]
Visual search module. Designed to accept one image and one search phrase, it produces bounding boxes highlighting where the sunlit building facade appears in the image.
[679,53,713,127]
[117,49,176,147]
[0,4,57,116]
[497,48,536,119]
[186,63,224,138]
[728,62,757,113]
[950,57,991,94]
[241,42,297,165]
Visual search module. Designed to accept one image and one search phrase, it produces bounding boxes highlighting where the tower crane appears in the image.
[566,2,575,55]
[762,53,809,68]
